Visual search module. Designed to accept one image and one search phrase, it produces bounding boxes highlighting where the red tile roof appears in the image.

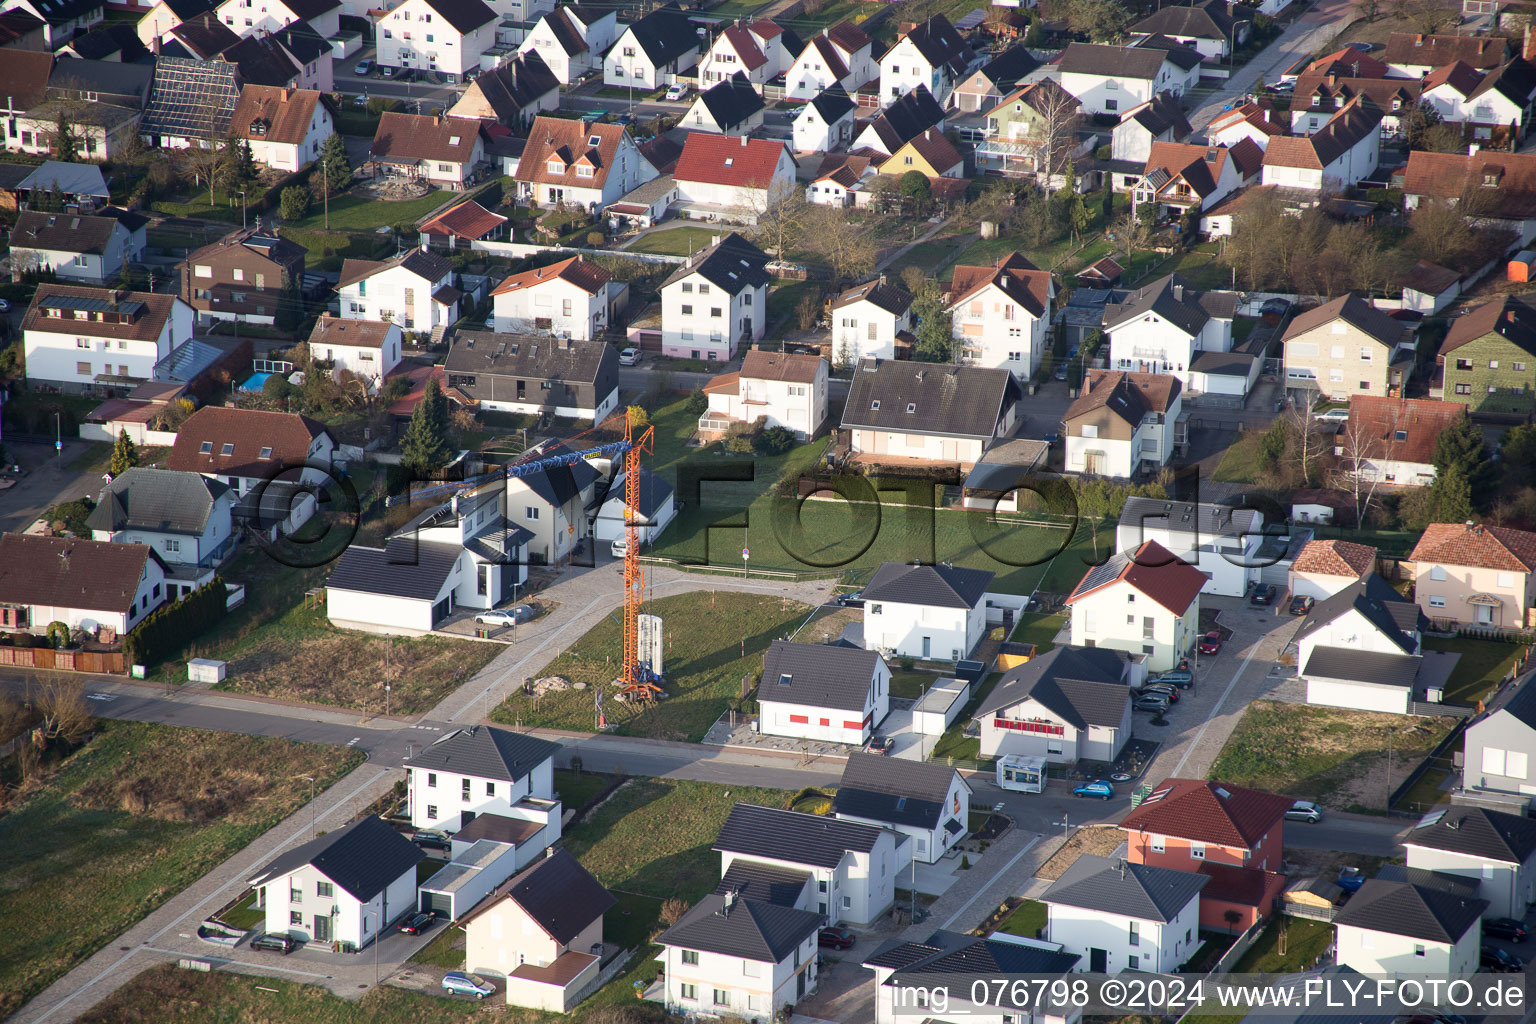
[674,132,791,188]
[1121,778,1293,849]
[1302,46,1392,79]
[1345,395,1467,467]
[1292,539,1377,577]
[421,199,507,240]
[1423,59,1482,96]
[885,126,962,175]
[949,251,1052,318]
[517,116,631,190]
[1066,539,1206,615]
[1403,150,1536,217]
[492,255,611,297]
[1262,95,1381,170]
[824,19,871,55]
[718,24,768,72]
[166,406,329,478]
[1410,522,1536,573]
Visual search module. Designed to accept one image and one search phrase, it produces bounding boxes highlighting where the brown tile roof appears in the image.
[370,112,482,165]
[824,19,870,55]
[232,84,323,147]
[1142,140,1236,200]
[307,314,395,350]
[1302,46,1392,79]
[1282,291,1405,347]
[1401,259,1459,296]
[517,115,630,190]
[1196,861,1284,907]
[420,199,507,240]
[1208,100,1284,137]
[1292,73,1420,114]
[675,132,790,188]
[0,534,156,614]
[885,126,962,175]
[166,406,330,478]
[1409,522,1536,573]
[509,950,598,986]
[491,255,611,297]
[337,248,453,289]
[1263,95,1381,170]
[949,251,1051,318]
[12,210,123,256]
[1345,395,1467,467]
[1292,539,1377,578]
[813,151,874,187]
[1066,539,1206,615]
[1065,369,1181,427]
[718,23,768,72]
[703,369,740,395]
[22,284,182,343]
[1403,149,1536,217]
[1121,777,1294,849]
[832,277,912,315]
[1383,32,1509,69]
[1441,294,1536,358]
[0,49,52,111]
[1422,59,1482,97]
[741,349,823,383]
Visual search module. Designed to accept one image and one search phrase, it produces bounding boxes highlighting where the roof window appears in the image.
[199,441,213,454]
[220,443,235,456]
[906,403,916,413]
[259,446,273,459]
[448,135,461,145]
[871,399,880,410]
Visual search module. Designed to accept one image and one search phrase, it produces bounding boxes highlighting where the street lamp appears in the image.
[237,189,247,230]
[302,774,316,836]
[53,411,60,458]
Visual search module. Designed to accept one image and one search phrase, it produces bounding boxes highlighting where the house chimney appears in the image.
[740,135,748,146]
[1172,283,1184,301]
[1467,520,1476,529]
[1509,310,1517,323]
[1526,24,1536,63]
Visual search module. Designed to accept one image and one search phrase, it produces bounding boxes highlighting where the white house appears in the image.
[231,84,332,172]
[503,443,601,564]
[1063,370,1183,479]
[975,645,1137,763]
[215,0,340,37]
[337,247,459,335]
[1057,40,1202,116]
[0,533,167,637]
[1382,32,1510,79]
[1296,574,1428,714]
[862,561,993,662]
[604,2,698,89]
[247,816,423,948]
[490,255,616,340]
[792,84,855,154]
[1341,396,1466,488]
[1206,100,1285,152]
[376,0,495,78]
[515,115,656,212]
[1261,96,1382,192]
[682,71,766,134]
[673,132,796,214]
[834,752,969,865]
[946,251,1054,376]
[1422,58,1536,144]
[518,4,616,84]
[829,278,912,366]
[699,349,828,440]
[785,22,872,101]
[404,725,560,832]
[1066,539,1205,673]
[757,640,891,746]
[878,13,969,105]
[591,466,676,547]
[806,152,876,207]
[851,86,945,156]
[1333,879,1485,977]
[1128,0,1248,62]
[1465,672,1536,810]
[22,284,193,393]
[660,231,770,361]
[841,358,1022,471]
[370,112,486,189]
[443,334,619,423]
[1131,139,1262,219]
[1103,274,1238,393]
[88,468,235,597]
[1111,91,1191,164]
[865,933,1080,1024]
[307,315,402,384]
[1403,807,1536,920]
[9,208,145,285]
[1288,539,1376,601]
[1042,854,1208,974]
[699,20,792,90]
[1115,496,1263,598]
[715,802,898,925]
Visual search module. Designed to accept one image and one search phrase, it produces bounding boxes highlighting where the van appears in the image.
[611,538,629,557]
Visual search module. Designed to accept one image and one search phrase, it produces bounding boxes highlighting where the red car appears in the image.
[818,927,855,950]
[1197,631,1222,655]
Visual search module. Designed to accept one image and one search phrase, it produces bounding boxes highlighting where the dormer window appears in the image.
[577,165,594,177]
[1484,172,1501,186]
[1311,95,1320,107]
[547,159,563,174]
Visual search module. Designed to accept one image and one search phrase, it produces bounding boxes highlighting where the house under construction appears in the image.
[140,56,239,148]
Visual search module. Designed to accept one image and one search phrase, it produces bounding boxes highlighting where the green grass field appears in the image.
[1423,636,1522,705]
[285,189,446,232]
[626,225,721,256]
[1230,917,1333,974]
[553,769,612,811]
[995,899,1048,939]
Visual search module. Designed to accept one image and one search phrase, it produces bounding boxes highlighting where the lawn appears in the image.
[490,591,810,741]
[706,0,771,18]
[146,226,225,253]
[627,225,721,256]
[1009,612,1066,652]
[994,898,1047,940]
[278,226,392,269]
[1423,636,1522,705]
[410,918,465,970]
[930,670,1002,762]
[1230,917,1333,974]
[554,768,612,812]
[216,889,265,930]
[890,670,936,700]
[1213,430,1264,484]
[149,189,246,223]
[0,722,362,1018]
[285,189,447,232]
[562,777,794,901]
[1209,702,1454,813]
[70,443,169,475]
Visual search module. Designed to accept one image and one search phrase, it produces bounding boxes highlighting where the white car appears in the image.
[611,538,629,557]
[664,84,687,101]
[618,347,640,366]
[475,606,534,628]
[1312,408,1350,423]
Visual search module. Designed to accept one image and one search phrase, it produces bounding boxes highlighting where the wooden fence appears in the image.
[0,647,125,674]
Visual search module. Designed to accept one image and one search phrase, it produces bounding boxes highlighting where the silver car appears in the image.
[1285,800,1323,823]
[475,605,534,627]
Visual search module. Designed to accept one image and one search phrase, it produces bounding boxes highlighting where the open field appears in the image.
[490,591,809,741]
[1209,702,1453,812]
[0,722,362,1018]
[1423,636,1523,705]
[554,768,612,812]
[626,225,720,256]
[285,189,447,232]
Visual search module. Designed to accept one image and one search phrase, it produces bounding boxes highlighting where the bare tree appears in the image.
[1023,80,1082,190]
[185,105,231,208]
[1332,411,1396,526]
[1282,406,1328,487]
[1112,210,1152,266]
[31,676,93,748]
[814,205,877,284]
[751,180,810,260]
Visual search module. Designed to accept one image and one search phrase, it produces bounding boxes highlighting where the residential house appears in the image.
[1420,58,1536,146]
[950,44,1038,114]
[851,84,945,156]
[591,465,675,547]
[226,84,332,172]
[656,891,822,1023]
[1409,521,1536,629]
[166,406,335,499]
[154,15,239,62]
[370,112,485,189]
[860,560,993,662]
[139,57,237,148]
[945,251,1054,375]
[840,358,1022,471]
[19,57,153,161]
[135,0,218,46]
[865,932,1079,1023]
[1341,395,1468,487]
[214,0,339,37]
[0,8,47,51]
[419,199,509,249]
[1042,854,1208,973]
[785,21,872,101]
[247,815,423,946]
[446,51,559,130]
[337,247,459,335]
[1120,778,1291,932]
[1067,539,1204,672]
[1465,671,1536,808]
[1296,573,1430,714]
[1291,73,1421,136]
[13,158,109,209]
[1111,91,1192,165]
[878,13,969,104]
[1403,806,1536,920]
[1402,260,1461,315]
[682,71,765,134]
[1206,100,1285,152]
[1129,0,1248,61]
[87,467,235,596]
[673,132,795,214]
[756,640,891,746]
[806,151,874,206]
[489,256,616,340]
[699,348,828,439]
[1291,44,1393,80]
[1261,96,1382,191]
[1063,369,1183,478]
[975,77,1081,178]
[1131,138,1262,219]
[1437,296,1536,417]
[402,726,558,831]
[698,20,794,90]
[444,332,619,420]
[1057,39,1203,116]
[833,754,968,865]
[659,231,770,361]
[1288,538,1377,601]
[220,33,306,91]
[1404,149,1536,248]
[1115,496,1265,598]
[306,315,402,384]
[604,3,698,89]
[517,4,615,85]
[6,0,103,50]
[828,277,911,365]
[269,21,335,91]
[9,207,145,283]
[791,84,855,153]
[22,284,193,393]
[375,0,495,78]
[514,116,655,211]
[461,849,614,1011]
[503,441,601,563]
[182,232,307,327]
[974,644,1136,763]
[714,802,898,925]
[1103,274,1240,393]
[1282,292,1414,402]
[1333,879,1485,976]
[876,125,963,180]
[0,533,166,635]
[0,48,53,152]
[1383,31,1510,78]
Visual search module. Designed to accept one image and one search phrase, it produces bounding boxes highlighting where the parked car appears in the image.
[1043,432,1061,446]
[1073,780,1115,800]
[1289,595,1315,616]
[833,590,864,608]
[1148,669,1193,689]
[664,83,687,101]
[1269,79,1295,93]
[1053,363,1068,381]
[397,911,435,935]
[611,538,629,558]
[1285,800,1323,823]
[1250,583,1276,605]
[867,735,893,755]
[1312,408,1350,423]
[1485,918,1529,942]
[442,972,496,998]
[250,933,297,954]
[353,58,373,75]
[818,926,855,950]
[352,94,369,108]
[1481,947,1524,972]
[483,314,495,330]
[475,606,534,628]
[1337,867,1365,893]
[411,829,451,850]
[1141,683,1180,703]
[618,347,641,365]
[1197,631,1222,656]
[1134,693,1172,712]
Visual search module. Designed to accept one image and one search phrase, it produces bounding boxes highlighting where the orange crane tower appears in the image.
[619,407,662,701]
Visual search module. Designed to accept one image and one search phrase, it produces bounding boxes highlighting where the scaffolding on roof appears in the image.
[141,57,239,141]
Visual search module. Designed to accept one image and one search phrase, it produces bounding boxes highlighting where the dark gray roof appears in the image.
[760,640,883,713]
[453,812,545,846]
[222,35,301,88]
[833,277,911,315]
[504,849,615,943]
[421,0,497,33]
[697,71,764,130]
[621,3,698,67]
[1042,854,1208,922]
[404,725,560,783]
[808,82,854,124]
[13,209,127,256]
[23,0,103,28]
[86,468,229,536]
[861,561,993,609]
[1128,91,1191,139]
[1060,41,1178,80]
[326,539,462,600]
[1374,863,1483,898]
[1118,495,1260,540]
[249,816,423,902]
[1132,0,1246,42]
[868,929,1079,983]
[609,466,673,519]
[513,441,600,509]
[715,802,885,869]
[663,231,770,294]
[834,752,964,830]
[659,893,822,962]
[271,22,332,65]
[61,24,149,63]
[1104,274,1235,335]
[1298,574,1423,655]
[1302,647,1419,687]
[975,645,1131,723]
[975,45,1040,90]
[1403,806,1536,864]
[842,359,1021,440]
[1333,879,1487,943]
[1189,349,1257,377]
[446,332,616,386]
[464,50,560,124]
[717,860,812,907]
[1135,33,1205,71]
[17,160,108,198]
[1479,668,1536,730]
[893,15,969,76]
[864,85,944,152]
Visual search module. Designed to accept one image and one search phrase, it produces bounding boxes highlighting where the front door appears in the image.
[921,636,931,658]
[1090,948,1107,972]
[1478,605,1495,625]
[313,914,331,942]
[1085,451,1103,475]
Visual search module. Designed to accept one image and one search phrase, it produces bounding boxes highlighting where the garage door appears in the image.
[421,891,453,918]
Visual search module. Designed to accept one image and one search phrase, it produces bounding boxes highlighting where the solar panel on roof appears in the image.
[1416,809,1447,829]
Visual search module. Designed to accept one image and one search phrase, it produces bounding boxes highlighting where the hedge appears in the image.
[124,576,225,667]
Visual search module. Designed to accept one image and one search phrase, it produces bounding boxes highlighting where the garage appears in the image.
[417,839,520,920]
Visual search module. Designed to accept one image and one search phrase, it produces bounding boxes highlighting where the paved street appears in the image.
[0,438,105,534]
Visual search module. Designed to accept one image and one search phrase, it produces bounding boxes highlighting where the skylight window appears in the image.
[778,673,793,685]
[906,403,916,413]
[220,443,235,456]
[871,399,880,410]
[588,135,601,146]
[259,446,273,459]
[724,157,734,167]
[199,441,213,454]
[448,135,461,145]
